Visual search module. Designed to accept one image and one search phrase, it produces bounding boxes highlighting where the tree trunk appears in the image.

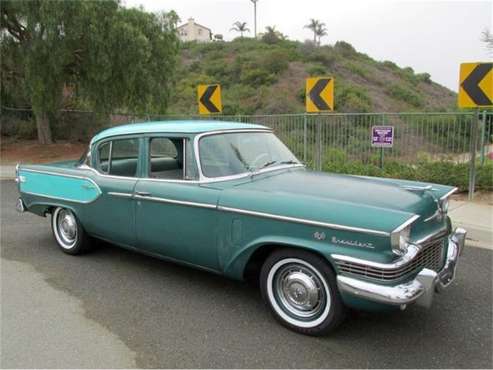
[35,112,53,144]
[313,32,316,45]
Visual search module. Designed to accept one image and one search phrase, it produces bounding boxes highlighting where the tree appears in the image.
[481,29,493,56]
[230,21,250,38]
[315,22,327,46]
[261,25,284,44]
[304,18,320,44]
[1,1,179,144]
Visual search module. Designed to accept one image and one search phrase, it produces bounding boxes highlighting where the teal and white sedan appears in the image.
[16,121,466,335]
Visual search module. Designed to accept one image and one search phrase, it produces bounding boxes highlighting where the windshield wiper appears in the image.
[260,160,278,169]
[259,160,300,170]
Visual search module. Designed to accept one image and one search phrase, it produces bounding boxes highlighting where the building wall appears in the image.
[177,18,211,43]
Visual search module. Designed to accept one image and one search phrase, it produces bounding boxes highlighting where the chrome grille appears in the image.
[335,239,445,281]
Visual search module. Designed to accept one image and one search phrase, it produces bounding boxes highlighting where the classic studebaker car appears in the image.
[16,121,466,335]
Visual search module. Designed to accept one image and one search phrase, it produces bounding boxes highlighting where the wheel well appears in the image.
[243,244,335,285]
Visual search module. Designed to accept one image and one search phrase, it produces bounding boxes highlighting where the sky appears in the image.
[123,0,492,91]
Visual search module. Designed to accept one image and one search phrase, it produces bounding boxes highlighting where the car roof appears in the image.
[90,120,269,144]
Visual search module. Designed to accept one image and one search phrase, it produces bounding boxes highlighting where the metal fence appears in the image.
[1,107,492,197]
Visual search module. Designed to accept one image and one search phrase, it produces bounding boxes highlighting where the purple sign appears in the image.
[371,126,394,148]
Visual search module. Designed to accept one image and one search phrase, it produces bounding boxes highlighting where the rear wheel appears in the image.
[260,249,345,335]
[51,207,91,255]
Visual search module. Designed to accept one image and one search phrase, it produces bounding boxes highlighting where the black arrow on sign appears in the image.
[200,85,220,113]
[461,63,493,106]
[309,78,331,110]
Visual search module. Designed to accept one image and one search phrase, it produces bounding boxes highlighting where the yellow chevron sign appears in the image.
[197,84,222,114]
[458,63,493,108]
[306,77,334,113]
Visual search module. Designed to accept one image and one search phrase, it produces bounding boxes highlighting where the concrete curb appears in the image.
[0,165,16,180]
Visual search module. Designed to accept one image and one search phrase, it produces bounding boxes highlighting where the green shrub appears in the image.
[387,83,424,107]
[323,158,493,191]
[416,72,432,84]
[336,82,372,112]
[334,41,357,57]
[306,63,326,76]
[346,62,370,79]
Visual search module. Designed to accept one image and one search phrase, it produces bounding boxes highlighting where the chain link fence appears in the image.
[2,107,492,196]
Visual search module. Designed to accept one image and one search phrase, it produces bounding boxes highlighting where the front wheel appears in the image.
[260,249,345,335]
[51,207,91,255]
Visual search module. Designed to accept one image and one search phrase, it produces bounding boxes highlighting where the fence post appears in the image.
[468,110,480,200]
[303,113,307,163]
[379,114,385,169]
[316,115,322,171]
[479,110,486,166]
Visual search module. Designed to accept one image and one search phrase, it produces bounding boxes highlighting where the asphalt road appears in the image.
[1,180,492,368]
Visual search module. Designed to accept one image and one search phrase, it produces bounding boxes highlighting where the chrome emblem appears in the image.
[331,236,374,249]
[313,231,326,240]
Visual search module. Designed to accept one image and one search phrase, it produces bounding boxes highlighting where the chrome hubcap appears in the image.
[57,209,77,246]
[274,263,326,320]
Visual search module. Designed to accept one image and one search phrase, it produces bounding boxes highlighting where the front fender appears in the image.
[222,234,343,280]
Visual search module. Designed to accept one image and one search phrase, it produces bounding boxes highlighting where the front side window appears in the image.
[199,132,299,178]
[148,137,198,180]
[96,138,140,177]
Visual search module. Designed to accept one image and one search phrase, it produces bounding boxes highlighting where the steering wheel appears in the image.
[250,153,270,169]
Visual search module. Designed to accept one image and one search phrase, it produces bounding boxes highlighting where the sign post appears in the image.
[305,77,334,169]
[458,62,492,199]
[371,123,394,169]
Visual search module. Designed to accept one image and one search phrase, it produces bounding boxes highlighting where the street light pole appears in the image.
[250,0,258,38]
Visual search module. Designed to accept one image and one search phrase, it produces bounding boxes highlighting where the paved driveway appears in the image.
[1,180,492,368]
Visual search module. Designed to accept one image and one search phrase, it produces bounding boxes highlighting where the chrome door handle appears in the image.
[135,191,151,197]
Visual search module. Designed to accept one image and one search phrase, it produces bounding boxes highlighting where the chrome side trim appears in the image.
[217,206,390,237]
[332,244,422,270]
[134,194,217,209]
[19,190,99,204]
[440,187,458,201]
[108,192,133,199]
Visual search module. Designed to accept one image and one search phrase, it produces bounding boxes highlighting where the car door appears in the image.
[134,135,221,271]
[84,136,142,247]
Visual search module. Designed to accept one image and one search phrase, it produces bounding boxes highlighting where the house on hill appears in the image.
[177,18,212,42]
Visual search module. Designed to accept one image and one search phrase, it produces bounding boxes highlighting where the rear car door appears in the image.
[85,137,141,247]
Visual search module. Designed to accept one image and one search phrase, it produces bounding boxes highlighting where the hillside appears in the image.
[168,38,456,115]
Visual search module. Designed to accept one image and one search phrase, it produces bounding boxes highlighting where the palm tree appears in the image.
[262,25,283,44]
[230,21,250,38]
[315,22,328,46]
[304,18,320,44]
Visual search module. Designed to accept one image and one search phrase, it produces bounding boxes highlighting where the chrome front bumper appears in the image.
[336,228,467,308]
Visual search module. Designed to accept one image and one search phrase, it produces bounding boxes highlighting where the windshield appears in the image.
[199,131,299,178]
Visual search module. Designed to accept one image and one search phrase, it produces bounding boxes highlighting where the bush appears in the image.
[336,82,372,112]
[334,41,357,57]
[387,83,424,107]
[306,63,326,76]
[416,73,432,84]
[323,158,493,191]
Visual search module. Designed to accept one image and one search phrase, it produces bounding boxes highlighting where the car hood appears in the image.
[217,168,453,236]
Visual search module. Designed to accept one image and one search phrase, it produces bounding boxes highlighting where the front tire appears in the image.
[51,207,91,255]
[260,249,345,336]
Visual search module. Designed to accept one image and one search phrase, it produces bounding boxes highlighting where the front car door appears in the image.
[84,136,142,247]
[134,134,220,271]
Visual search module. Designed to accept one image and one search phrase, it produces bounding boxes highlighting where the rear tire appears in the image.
[260,249,346,336]
[51,207,91,255]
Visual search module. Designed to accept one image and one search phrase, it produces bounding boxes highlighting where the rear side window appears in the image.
[96,138,140,177]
